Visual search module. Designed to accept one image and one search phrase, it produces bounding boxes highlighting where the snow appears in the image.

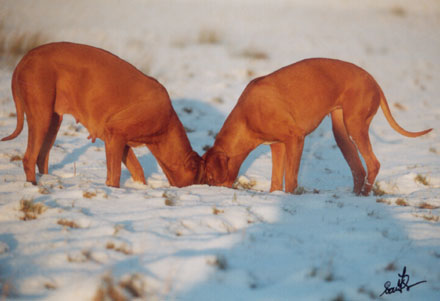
[0,0,439,300]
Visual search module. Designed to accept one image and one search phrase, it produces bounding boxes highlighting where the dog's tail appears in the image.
[379,89,432,138]
[2,69,25,141]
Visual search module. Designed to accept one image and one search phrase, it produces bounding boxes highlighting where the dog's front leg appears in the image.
[104,135,125,188]
[270,143,286,192]
[122,145,146,184]
[284,135,305,193]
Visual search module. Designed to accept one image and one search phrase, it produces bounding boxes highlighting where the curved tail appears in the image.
[379,89,432,138]
[1,70,25,141]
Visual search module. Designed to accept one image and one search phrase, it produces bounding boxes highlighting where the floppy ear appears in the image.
[207,151,229,184]
[184,151,204,184]
[184,151,201,171]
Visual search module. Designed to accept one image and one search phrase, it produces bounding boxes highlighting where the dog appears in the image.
[2,42,202,188]
[202,58,432,195]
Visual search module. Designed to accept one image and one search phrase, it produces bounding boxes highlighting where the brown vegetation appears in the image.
[417,202,439,210]
[415,174,429,186]
[57,219,80,229]
[106,241,133,255]
[198,29,222,44]
[0,21,49,69]
[93,274,145,301]
[239,48,269,60]
[83,191,97,199]
[372,182,386,196]
[395,198,409,206]
[19,199,46,220]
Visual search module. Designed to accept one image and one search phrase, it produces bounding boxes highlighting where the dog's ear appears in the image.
[184,151,201,171]
[202,152,208,160]
[206,151,229,184]
[184,151,204,185]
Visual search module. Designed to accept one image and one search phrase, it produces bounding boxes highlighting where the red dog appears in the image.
[2,42,202,188]
[202,58,432,195]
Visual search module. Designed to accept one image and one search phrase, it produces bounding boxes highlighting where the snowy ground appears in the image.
[0,0,439,300]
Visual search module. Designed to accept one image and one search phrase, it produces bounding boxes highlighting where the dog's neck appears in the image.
[147,114,198,187]
[213,124,261,186]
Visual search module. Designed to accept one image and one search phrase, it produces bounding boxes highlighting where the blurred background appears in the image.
[1,0,438,169]
[1,0,439,103]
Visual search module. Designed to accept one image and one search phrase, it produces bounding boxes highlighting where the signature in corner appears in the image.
[380,266,427,297]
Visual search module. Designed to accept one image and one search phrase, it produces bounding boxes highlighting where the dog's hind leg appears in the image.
[23,110,54,185]
[344,112,380,196]
[122,146,146,184]
[331,109,366,195]
[349,128,380,196]
[37,113,63,174]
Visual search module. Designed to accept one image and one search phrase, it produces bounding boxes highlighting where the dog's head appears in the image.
[201,148,230,187]
[182,150,204,186]
[166,150,204,187]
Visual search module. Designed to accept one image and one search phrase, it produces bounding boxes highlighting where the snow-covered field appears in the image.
[0,0,439,300]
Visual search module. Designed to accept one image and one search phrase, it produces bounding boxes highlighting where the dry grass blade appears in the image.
[414,174,429,186]
[106,241,133,255]
[58,219,80,229]
[294,186,306,195]
[94,274,145,301]
[395,198,409,206]
[83,191,97,199]
[19,199,46,220]
[233,177,257,190]
[376,198,390,205]
[240,48,269,60]
[93,275,127,301]
[384,261,398,271]
[417,202,439,210]
[198,29,222,44]
[212,206,224,215]
[207,254,228,271]
[372,182,386,196]
[163,191,178,206]
[414,213,440,222]
[119,274,145,298]
[9,154,22,162]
